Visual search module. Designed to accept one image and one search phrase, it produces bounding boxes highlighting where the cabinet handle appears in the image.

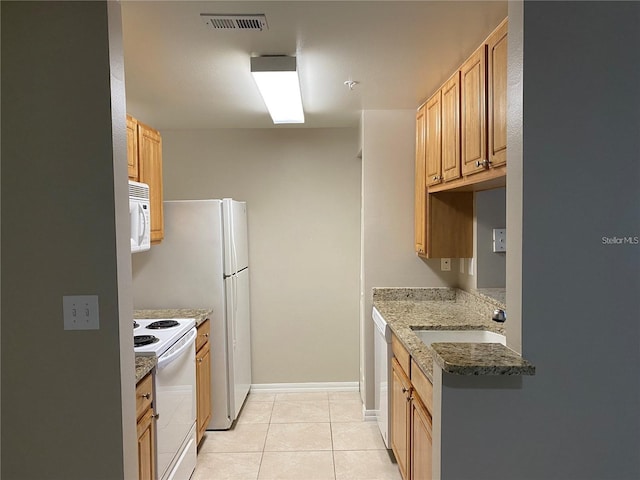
[401,387,408,393]
[151,413,160,420]
[140,392,151,400]
[432,175,442,181]
[204,333,209,338]
[407,395,413,403]
[198,358,203,363]
[476,159,491,168]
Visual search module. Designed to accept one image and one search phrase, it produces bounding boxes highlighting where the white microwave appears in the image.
[129,180,151,253]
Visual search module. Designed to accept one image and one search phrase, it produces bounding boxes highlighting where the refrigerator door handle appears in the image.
[232,274,238,348]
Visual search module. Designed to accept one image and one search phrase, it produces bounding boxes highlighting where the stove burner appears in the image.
[134,335,159,347]
[134,321,140,329]
[146,320,180,330]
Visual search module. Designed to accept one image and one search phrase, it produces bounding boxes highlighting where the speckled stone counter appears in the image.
[431,343,534,376]
[135,355,156,383]
[373,288,534,381]
[134,308,212,327]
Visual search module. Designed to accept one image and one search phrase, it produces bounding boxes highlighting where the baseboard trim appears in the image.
[250,382,359,394]
[362,408,377,422]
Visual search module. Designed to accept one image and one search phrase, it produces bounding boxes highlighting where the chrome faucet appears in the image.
[492,309,506,322]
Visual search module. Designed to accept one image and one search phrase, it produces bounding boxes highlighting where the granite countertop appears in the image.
[135,355,156,383]
[373,288,534,381]
[134,308,212,327]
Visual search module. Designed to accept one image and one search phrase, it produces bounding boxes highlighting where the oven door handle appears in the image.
[157,328,197,370]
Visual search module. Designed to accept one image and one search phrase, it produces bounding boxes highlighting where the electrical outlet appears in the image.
[63,295,99,330]
[441,258,451,271]
[493,228,507,252]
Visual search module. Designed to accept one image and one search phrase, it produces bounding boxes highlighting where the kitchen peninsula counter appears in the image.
[373,288,534,382]
[134,308,213,327]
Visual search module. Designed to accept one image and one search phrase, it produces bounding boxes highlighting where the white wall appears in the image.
[1,2,137,478]
[156,128,361,384]
[360,110,457,407]
[439,2,640,478]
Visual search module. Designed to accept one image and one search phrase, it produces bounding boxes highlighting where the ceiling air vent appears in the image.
[201,14,268,31]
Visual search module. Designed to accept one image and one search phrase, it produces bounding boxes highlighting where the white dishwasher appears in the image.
[373,306,393,449]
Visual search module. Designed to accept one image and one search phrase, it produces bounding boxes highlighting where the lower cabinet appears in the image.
[391,334,433,480]
[136,372,156,480]
[392,358,412,480]
[196,319,212,445]
[411,395,433,480]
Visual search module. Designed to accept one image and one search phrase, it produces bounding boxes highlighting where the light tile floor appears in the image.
[193,391,402,480]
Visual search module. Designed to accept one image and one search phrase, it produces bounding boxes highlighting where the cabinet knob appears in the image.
[476,159,491,168]
[141,392,151,400]
[198,358,203,363]
[152,413,160,420]
[401,387,408,393]
[204,333,209,338]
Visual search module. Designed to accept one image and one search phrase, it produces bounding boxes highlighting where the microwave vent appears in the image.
[129,181,149,200]
[200,14,268,31]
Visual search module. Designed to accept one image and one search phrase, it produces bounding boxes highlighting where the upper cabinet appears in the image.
[441,72,461,183]
[487,18,508,167]
[414,105,427,256]
[127,115,139,179]
[460,44,488,176]
[414,18,507,257]
[424,91,442,187]
[418,18,508,193]
[128,115,164,244]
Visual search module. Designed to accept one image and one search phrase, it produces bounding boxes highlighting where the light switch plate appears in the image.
[63,295,99,330]
[493,228,507,252]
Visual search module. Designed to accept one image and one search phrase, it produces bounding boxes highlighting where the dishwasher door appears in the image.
[373,307,392,449]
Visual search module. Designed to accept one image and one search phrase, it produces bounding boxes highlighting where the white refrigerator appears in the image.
[132,199,252,430]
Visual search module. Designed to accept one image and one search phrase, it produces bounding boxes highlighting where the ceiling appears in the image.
[121,1,507,130]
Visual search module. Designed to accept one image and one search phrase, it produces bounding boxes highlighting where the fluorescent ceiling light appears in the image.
[251,56,304,124]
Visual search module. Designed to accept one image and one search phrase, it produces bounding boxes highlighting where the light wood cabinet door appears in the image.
[411,395,433,480]
[460,44,488,176]
[138,122,164,244]
[487,18,508,167]
[425,91,442,187]
[136,373,156,480]
[415,106,427,256]
[196,336,212,445]
[137,407,156,480]
[441,72,461,182]
[127,115,139,180]
[391,358,412,480]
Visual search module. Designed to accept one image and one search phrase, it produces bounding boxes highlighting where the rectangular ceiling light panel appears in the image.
[251,56,304,124]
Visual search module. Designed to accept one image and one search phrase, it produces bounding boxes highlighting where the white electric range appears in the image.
[134,318,197,480]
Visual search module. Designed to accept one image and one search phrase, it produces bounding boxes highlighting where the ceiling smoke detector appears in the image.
[201,14,268,31]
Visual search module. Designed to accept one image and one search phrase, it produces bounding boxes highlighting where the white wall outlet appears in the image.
[493,228,507,252]
[459,258,465,273]
[468,258,475,276]
[63,295,99,330]
[441,258,451,271]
